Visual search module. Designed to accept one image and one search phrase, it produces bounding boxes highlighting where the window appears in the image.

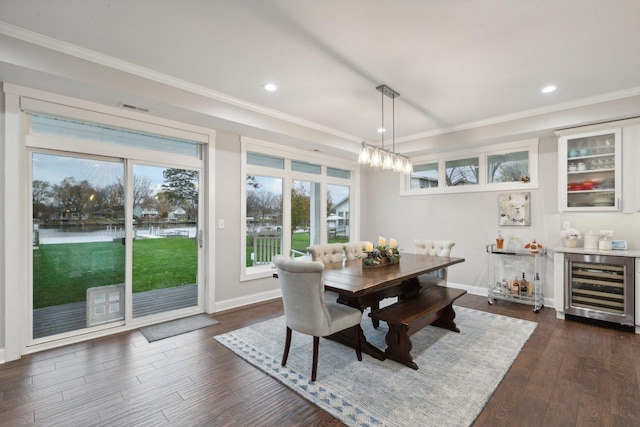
[487,150,528,183]
[445,157,479,187]
[21,101,209,346]
[241,138,356,280]
[31,114,200,157]
[246,175,283,266]
[327,184,350,240]
[410,162,438,189]
[401,139,538,195]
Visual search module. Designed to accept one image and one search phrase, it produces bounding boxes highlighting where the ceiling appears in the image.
[1,0,640,158]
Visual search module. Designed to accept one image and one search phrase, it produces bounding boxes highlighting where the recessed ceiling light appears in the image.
[377,127,386,133]
[542,85,557,93]
[263,83,277,92]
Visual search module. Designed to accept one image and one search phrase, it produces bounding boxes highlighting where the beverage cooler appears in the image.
[563,252,635,329]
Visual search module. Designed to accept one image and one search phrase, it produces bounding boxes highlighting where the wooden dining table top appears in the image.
[322,253,465,297]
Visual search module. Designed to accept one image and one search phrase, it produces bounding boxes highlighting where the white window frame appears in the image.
[2,83,215,361]
[400,139,539,196]
[240,136,358,281]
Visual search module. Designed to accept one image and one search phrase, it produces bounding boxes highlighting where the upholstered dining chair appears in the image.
[273,255,362,381]
[306,243,347,303]
[306,243,345,264]
[414,240,456,287]
[343,241,373,260]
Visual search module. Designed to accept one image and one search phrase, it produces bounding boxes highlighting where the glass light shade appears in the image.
[403,158,414,174]
[358,144,371,164]
[394,156,405,172]
[371,148,382,167]
[382,152,394,170]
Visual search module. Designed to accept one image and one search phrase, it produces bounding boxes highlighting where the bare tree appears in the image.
[446,165,478,186]
[52,177,95,219]
[32,180,52,219]
[114,175,153,208]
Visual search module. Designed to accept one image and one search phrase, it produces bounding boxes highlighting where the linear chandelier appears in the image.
[358,84,413,174]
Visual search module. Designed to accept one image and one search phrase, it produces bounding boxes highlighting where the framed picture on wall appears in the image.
[499,192,530,226]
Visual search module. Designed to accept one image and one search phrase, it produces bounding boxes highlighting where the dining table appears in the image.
[322,253,465,360]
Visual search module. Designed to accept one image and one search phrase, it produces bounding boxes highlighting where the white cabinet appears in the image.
[557,128,621,211]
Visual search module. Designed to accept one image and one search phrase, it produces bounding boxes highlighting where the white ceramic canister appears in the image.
[584,231,601,250]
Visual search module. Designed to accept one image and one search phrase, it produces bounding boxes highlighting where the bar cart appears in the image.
[486,244,545,312]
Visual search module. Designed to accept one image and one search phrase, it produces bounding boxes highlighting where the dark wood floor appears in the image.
[1,293,639,426]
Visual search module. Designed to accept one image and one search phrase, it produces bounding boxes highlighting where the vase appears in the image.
[562,238,578,248]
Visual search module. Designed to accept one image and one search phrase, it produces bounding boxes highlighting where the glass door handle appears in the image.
[198,229,203,248]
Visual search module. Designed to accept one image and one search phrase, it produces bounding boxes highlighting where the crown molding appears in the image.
[3,21,640,148]
[0,22,360,143]
[397,87,640,144]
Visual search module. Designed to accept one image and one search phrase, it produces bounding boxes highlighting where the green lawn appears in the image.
[33,238,197,308]
[35,233,350,308]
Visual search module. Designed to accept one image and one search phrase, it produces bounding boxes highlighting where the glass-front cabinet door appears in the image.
[558,128,621,211]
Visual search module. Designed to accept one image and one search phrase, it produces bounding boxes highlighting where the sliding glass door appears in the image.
[31,154,202,339]
[32,153,126,338]
[131,164,200,318]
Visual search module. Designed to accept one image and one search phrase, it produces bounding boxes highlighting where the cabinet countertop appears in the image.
[554,247,640,258]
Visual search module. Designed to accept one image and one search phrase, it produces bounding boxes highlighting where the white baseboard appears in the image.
[0,348,6,365]
[211,288,282,314]
[447,282,488,297]
[448,282,555,309]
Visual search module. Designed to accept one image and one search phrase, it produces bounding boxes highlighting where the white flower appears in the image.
[560,228,581,239]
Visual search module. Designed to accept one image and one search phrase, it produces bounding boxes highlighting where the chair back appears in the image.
[414,240,455,257]
[273,255,332,336]
[414,240,455,285]
[307,243,345,264]
[343,241,373,260]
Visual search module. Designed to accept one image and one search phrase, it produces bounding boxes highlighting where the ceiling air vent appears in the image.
[119,103,150,113]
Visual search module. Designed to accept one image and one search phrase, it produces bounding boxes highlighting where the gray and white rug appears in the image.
[215,306,537,427]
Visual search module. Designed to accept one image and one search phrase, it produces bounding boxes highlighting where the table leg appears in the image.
[326,327,387,361]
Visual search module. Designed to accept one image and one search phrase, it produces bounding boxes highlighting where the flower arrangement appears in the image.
[362,236,401,267]
[560,228,581,240]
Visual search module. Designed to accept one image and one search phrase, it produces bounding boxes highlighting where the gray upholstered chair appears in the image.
[273,255,362,381]
[306,243,345,264]
[306,243,347,303]
[343,241,373,260]
[414,240,456,287]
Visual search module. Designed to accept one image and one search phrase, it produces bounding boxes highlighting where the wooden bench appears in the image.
[369,285,467,369]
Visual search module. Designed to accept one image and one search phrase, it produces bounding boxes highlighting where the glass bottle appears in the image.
[520,272,528,296]
[496,231,504,250]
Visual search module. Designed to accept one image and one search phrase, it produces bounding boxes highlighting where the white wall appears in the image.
[212,130,281,310]
[361,134,640,305]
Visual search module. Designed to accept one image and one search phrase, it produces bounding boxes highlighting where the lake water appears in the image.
[35,225,197,244]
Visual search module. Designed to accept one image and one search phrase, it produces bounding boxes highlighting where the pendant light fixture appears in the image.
[358,84,413,174]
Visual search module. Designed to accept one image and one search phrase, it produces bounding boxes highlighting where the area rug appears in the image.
[140,314,219,342]
[215,306,536,427]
